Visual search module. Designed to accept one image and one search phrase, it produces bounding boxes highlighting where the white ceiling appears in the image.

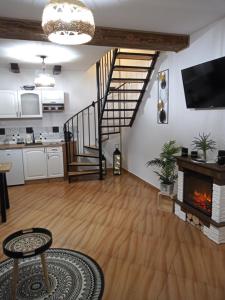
[0,0,225,69]
[0,39,109,70]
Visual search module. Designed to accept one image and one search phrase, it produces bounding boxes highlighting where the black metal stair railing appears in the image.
[63,99,100,173]
[64,48,160,181]
[64,49,122,178]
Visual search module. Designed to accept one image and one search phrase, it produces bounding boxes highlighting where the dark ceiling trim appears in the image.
[0,17,189,52]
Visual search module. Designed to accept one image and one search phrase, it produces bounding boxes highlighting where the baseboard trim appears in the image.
[25,177,65,185]
[122,168,159,192]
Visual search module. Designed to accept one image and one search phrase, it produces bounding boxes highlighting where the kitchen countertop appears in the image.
[0,163,12,172]
[0,142,65,150]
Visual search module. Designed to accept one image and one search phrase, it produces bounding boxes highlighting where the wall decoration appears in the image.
[157,69,169,124]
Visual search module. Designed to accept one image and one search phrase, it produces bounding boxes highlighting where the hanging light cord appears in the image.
[41,55,47,73]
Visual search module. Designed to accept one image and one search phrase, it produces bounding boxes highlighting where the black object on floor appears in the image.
[0,172,9,223]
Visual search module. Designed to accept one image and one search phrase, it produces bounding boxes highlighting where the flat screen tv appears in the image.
[181,56,225,108]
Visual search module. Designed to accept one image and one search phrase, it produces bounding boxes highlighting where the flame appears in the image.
[193,191,212,213]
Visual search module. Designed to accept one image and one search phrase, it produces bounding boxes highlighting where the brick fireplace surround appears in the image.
[175,157,225,244]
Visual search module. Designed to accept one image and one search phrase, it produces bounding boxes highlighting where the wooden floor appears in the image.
[1,172,225,300]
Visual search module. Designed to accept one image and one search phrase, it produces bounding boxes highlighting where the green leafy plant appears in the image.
[146,140,180,184]
[192,133,216,161]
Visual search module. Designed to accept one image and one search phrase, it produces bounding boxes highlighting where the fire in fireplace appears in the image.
[183,171,213,217]
[193,191,212,215]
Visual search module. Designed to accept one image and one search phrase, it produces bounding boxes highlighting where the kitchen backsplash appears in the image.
[0,126,64,144]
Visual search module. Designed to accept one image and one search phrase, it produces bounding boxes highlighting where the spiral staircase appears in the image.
[64,48,160,182]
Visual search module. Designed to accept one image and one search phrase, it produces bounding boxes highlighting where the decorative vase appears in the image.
[160,182,174,195]
[159,109,166,123]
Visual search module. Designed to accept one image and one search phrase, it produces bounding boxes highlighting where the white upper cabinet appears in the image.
[18,90,42,118]
[42,90,64,104]
[0,90,18,118]
[0,89,64,119]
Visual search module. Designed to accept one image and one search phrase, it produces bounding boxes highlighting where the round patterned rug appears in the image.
[0,248,104,300]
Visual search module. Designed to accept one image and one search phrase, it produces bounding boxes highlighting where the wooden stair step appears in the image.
[75,153,99,158]
[109,88,142,93]
[111,78,146,83]
[106,99,138,102]
[102,117,132,120]
[101,131,120,136]
[68,170,100,177]
[116,52,154,60]
[104,109,135,112]
[101,125,130,128]
[84,145,99,151]
[69,162,100,167]
[114,65,150,72]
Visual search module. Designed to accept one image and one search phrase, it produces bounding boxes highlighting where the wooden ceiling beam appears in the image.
[0,17,189,52]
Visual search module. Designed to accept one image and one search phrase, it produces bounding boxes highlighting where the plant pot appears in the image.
[160,182,174,195]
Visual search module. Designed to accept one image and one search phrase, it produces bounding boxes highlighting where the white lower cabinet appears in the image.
[23,146,64,180]
[46,147,64,178]
[23,148,47,180]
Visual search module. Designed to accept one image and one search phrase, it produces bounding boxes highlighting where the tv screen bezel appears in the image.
[181,56,225,109]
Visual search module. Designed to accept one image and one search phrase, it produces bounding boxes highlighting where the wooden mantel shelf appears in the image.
[176,156,225,185]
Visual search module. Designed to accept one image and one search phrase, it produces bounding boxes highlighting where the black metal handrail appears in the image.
[64,48,159,180]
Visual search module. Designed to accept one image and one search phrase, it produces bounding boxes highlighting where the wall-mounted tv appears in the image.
[181,56,225,109]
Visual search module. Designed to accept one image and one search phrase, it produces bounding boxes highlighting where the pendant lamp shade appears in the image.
[34,56,55,88]
[42,0,95,45]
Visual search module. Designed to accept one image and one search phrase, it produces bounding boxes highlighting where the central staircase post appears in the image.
[96,61,103,180]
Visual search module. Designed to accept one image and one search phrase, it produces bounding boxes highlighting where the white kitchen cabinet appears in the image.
[23,148,47,180]
[0,90,18,118]
[46,147,64,178]
[41,90,64,104]
[0,149,25,186]
[18,91,42,118]
[0,90,42,119]
[23,146,64,181]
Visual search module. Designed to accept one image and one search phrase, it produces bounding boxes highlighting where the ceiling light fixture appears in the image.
[34,55,55,88]
[42,0,95,45]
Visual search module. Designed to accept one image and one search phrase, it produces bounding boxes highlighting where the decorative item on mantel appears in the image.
[42,0,95,45]
[113,145,121,175]
[192,132,216,162]
[146,140,180,195]
[157,69,169,124]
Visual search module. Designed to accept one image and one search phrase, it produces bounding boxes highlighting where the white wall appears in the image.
[0,65,97,128]
[122,17,225,189]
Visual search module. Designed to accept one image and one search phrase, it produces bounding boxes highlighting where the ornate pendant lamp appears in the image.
[34,55,55,88]
[42,0,95,45]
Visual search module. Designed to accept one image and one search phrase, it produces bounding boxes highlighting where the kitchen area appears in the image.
[0,35,105,224]
[0,89,65,187]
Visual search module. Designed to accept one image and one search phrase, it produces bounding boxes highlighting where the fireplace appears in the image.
[175,157,225,244]
[183,171,213,217]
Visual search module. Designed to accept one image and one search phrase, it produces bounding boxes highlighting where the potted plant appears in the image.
[146,140,180,195]
[192,133,216,162]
